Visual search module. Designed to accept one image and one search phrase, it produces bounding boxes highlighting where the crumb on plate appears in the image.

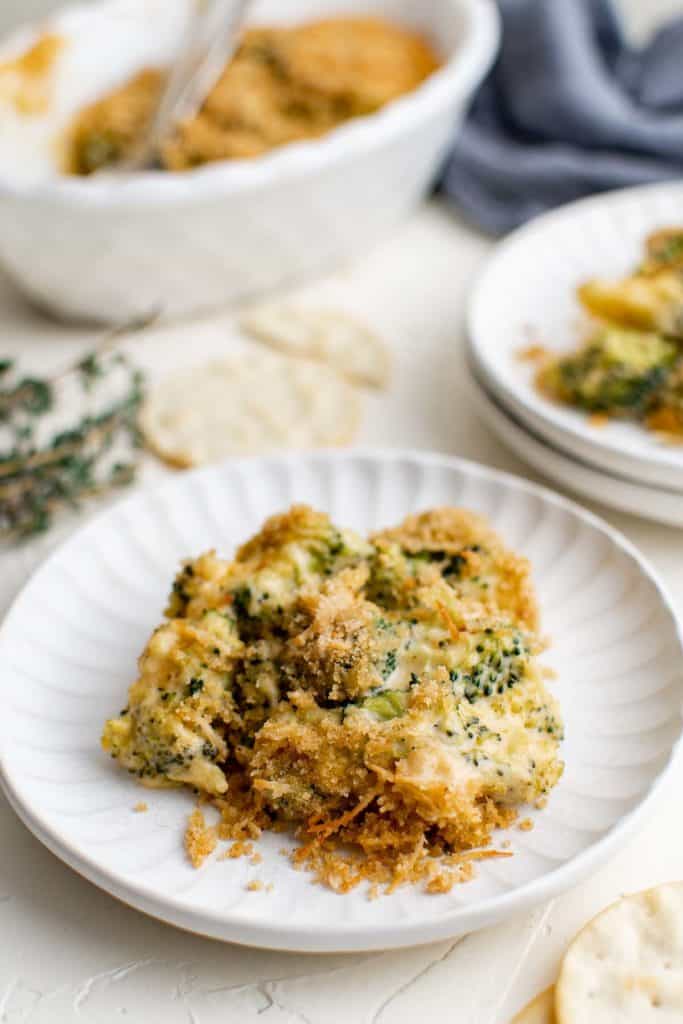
[184,808,217,868]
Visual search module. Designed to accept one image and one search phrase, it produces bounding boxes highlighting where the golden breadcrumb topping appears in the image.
[0,33,63,115]
[103,505,563,893]
[184,808,217,868]
[66,18,440,174]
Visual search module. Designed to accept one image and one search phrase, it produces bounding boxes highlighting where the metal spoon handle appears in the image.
[125,0,252,171]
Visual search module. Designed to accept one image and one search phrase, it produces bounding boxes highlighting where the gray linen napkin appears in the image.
[440,0,683,234]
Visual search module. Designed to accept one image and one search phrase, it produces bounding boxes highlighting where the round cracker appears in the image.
[512,987,556,1024]
[240,303,391,389]
[140,350,361,468]
[556,883,683,1023]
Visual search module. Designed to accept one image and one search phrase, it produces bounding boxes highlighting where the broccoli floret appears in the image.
[540,327,677,415]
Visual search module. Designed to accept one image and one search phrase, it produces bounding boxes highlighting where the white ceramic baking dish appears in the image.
[0,0,498,322]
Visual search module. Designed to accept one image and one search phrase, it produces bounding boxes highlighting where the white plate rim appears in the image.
[467,180,683,481]
[467,333,683,494]
[466,353,683,527]
[0,447,681,951]
[466,337,683,500]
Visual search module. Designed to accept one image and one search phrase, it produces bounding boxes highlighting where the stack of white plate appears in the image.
[466,182,683,527]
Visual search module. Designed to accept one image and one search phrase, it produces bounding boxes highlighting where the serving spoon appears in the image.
[111,0,252,172]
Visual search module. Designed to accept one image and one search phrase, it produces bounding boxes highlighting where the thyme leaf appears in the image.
[0,315,155,540]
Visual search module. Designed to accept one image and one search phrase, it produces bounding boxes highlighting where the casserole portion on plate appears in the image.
[1,450,678,949]
[537,227,683,439]
[103,503,563,894]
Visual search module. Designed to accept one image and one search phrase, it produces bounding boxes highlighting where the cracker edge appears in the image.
[138,359,362,468]
[240,305,391,390]
[512,986,556,1024]
[555,882,683,1024]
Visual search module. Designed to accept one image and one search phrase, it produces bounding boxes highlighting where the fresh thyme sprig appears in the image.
[0,315,154,541]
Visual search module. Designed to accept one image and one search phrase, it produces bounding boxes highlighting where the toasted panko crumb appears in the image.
[517,343,549,363]
[425,866,471,894]
[247,880,264,892]
[518,817,534,832]
[232,840,253,857]
[372,506,540,631]
[251,852,263,865]
[185,809,217,868]
[133,802,148,813]
[219,840,254,861]
[287,800,513,896]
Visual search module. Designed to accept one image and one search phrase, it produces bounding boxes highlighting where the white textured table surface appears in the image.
[1,197,683,1023]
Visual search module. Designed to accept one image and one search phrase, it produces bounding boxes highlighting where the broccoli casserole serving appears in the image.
[67,17,440,174]
[537,227,683,438]
[103,505,563,895]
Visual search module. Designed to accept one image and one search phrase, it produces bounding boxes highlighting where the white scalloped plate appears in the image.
[0,450,681,952]
[468,182,683,491]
